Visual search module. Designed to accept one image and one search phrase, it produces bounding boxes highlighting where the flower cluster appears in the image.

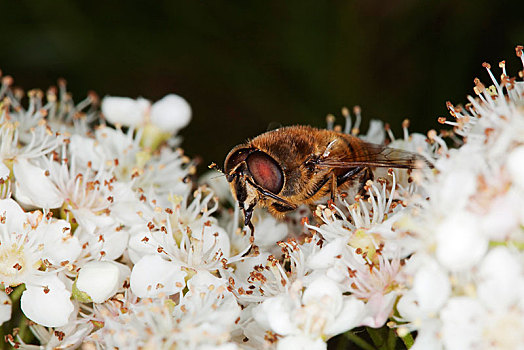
[1,46,523,350]
[395,47,524,350]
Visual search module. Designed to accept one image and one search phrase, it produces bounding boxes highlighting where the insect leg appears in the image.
[303,176,331,201]
[336,167,364,187]
[330,172,337,201]
[243,204,256,238]
[241,203,257,257]
[357,168,374,196]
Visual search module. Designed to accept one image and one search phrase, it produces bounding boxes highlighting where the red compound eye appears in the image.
[246,151,284,194]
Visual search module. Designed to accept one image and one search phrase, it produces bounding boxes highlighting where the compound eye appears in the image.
[246,151,284,194]
[224,148,251,174]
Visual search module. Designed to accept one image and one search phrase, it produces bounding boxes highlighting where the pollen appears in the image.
[0,243,27,281]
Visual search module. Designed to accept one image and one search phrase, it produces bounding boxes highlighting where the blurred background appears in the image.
[1,0,523,172]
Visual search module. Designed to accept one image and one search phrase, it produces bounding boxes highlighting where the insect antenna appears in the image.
[206,162,228,180]
[208,162,223,173]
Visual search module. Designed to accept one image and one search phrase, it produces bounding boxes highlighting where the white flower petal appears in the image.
[480,193,520,240]
[253,214,288,248]
[409,320,442,350]
[101,96,150,127]
[361,119,385,144]
[38,220,81,265]
[412,259,450,314]
[360,292,397,328]
[440,297,483,350]
[396,291,420,322]
[189,222,230,259]
[76,261,123,303]
[254,295,297,336]
[13,158,63,209]
[187,270,227,295]
[277,335,326,350]
[435,212,487,271]
[0,162,9,180]
[130,255,187,298]
[302,277,342,314]
[110,182,152,226]
[127,229,157,264]
[307,238,346,270]
[21,275,74,327]
[433,168,477,212]
[106,230,130,260]
[325,296,366,335]
[478,247,523,311]
[71,207,115,235]
[150,94,191,133]
[0,291,12,325]
[507,145,524,189]
[0,198,29,233]
[69,135,106,169]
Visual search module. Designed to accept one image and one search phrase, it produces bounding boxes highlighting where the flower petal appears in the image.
[440,297,483,350]
[0,291,12,325]
[277,335,326,350]
[76,261,126,303]
[130,255,187,298]
[13,158,63,209]
[20,275,74,327]
[101,96,150,127]
[412,259,451,313]
[150,94,191,133]
[435,212,487,271]
[38,220,81,265]
[254,295,296,336]
[477,247,522,311]
[325,296,366,335]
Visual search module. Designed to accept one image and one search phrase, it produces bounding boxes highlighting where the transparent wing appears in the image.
[317,142,430,169]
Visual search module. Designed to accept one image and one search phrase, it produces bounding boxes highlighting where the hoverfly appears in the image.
[224,125,429,234]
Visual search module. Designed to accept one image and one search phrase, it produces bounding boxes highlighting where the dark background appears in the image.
[1,0,523,172]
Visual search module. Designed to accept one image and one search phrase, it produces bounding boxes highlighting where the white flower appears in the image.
[134,146,193,207]
[253,277,366,348]
[69,125,193,208]
[90,279,239,349]
[102,94,192,134]
[41,157,117,235]
[226,239,313,305]
[398,49,524,349]
[0,118,62,163]
[19,321,93,350]
[437,248,524,350]
[128,187,229,274]
[101,94,191,149]
[20,274,74,327]
[0,199,80,287]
